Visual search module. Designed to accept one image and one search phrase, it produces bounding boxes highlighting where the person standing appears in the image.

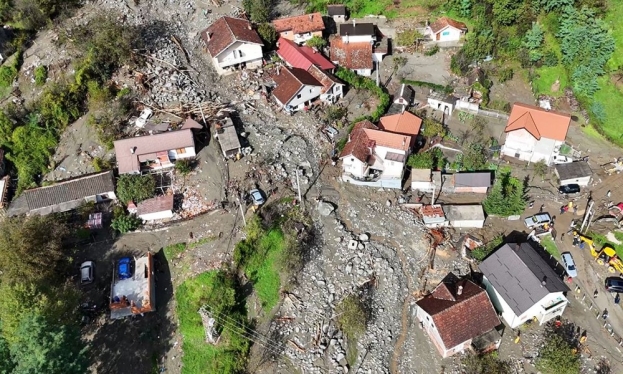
[539,204,544,213]
[594,290,599,298]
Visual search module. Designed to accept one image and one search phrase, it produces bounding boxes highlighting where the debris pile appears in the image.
[178,188,218,218]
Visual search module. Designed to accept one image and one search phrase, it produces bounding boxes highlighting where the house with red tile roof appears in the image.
[425,17,467,42]
[276,38,344,104]
[272,13,325,45]
[501,103,571,165]
[339,120,411,188]
[379,111,423,148]
[330,21,387,76]
[272,67,324,113]
[200,16,264,75]
[128,195,174,222]
[416,273,501,358]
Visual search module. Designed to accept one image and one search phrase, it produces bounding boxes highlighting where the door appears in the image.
[436,33,440,41]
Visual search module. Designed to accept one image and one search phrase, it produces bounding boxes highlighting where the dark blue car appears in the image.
[118,257,133,280]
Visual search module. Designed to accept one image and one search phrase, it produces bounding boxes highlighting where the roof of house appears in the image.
[453,172,493,188]
[276,37,335,71]
[9,171,115,216]
[417,273,500,349]
[200,16,263,57]
[307,65,342,94]
[272,12,325,34]
[479,242,570,316]
[217,118,242,153]
[505,103,571,141]
[272,67,322,106]
[411,168,432,182]
[555,161,592,180]
[364,128,411,152]
[379,112,423,137]
[396,84,414,102]
[339,22,375,36]
[421,204,445,223]
[329,36,373,70]
[181,118,203,130]
[442,204,485,222]
[137,195,174,216]
[428,17,467,34]
[114,130,195,174]
[339,120,377,162]
[327,4,347,16]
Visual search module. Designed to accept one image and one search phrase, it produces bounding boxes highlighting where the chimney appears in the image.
[130,147,135,154]
[248,23,252,30]
[457,285,463,296]
[353,19,356,27]
[309,14,313,21]
[348,133,351,142]
[206,32,212,41]
[402,137,406,147]
[541,276,547,286]
[345,32,349,44]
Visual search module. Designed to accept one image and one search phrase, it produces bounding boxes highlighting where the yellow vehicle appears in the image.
[595,245,623,273]
[575,233,597,255]
[609,257,623,273]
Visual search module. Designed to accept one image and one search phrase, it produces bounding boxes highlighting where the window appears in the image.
[442,31,450,36]
[351,158,354,162]
[297,94,302,99]
[309,88,312,93]
[176,148,186,154]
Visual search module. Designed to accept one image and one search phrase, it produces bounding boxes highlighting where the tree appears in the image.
[257,23,278,48]
[462,143,488,171]
[0,215,69,284]
[407,149,446,170]
[10,313,88,374]
[421,118,446,138]
[483,170,526,216]
[111,213,142,233]
[116,174,156,204]
[336,294,368,341]
[242,0,272,23]
[536,0,574,12]
[459,0,472,17]
[463,352,512,374]
[305,35,326,49]
[492,0,523,26]
[523,23,544,62]
[533,160,548,180]
[535,334,580,374]
[0,336,14,374]
[396,29,423,47]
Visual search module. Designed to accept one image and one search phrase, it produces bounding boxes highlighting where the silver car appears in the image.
[561,252,578,278]
[249,189,265,206]
[80,261,95,284]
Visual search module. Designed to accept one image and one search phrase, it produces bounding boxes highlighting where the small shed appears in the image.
[421,205,447,228]
[394,84,414,107]
[427,91,456,117]
[214,117,242,158]
[134,195,175,222]
[453,172,493,193]
[411,168,434,192]
[442,205,486,228]
[555,161,592,187]
[327,4,347,23]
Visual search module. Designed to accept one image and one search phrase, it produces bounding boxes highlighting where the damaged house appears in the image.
[272,12,325,45]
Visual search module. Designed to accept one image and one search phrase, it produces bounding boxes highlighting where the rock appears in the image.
[318,201,336,216]
[386,199,392,207]
[359,233,370,242]
[345,263,352,274]
[336,353,345,362]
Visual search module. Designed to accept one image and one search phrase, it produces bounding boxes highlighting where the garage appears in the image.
[442,205,486,228]
[555,161,592,187]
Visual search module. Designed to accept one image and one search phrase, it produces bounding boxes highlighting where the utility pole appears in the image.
[431,184,436,205]
[295,167,302,205]
[580,200,594,234]
[237,196,246,227]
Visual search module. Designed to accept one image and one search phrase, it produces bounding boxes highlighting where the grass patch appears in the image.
[470,236,504,261]
[163,242,187,260]
[591,76,623,146]
[176,271,250,374]
[540,237,560,259]
[605,0,623,71]
[581,123,605,140]
[533,64,568,97]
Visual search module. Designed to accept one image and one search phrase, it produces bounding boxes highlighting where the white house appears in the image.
[501,103,571,166]
[307,65,344,104]
[272,13,325,45]
[339,120,411,188]
[442,205,486,228]
[129,195,175,222]
[327,4,347,23]
[555,161,592,187]
[479,242,570,329]
[339,21,376,43]
[427,91,456,117]
[425,17,467,42]
[330,35,373,76]
[113,129,196,174]
[201,17,264,76]
[416,273,501,358]
[272,67,324,113]
[411,169,435,192]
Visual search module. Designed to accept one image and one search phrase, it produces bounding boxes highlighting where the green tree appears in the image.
[0,111,16,146]
[533,160,548,180]
[407,149,446,170]
[535,334,580,374]
[10,313,88,374]
[459,0,472,17]
[111,213,142,233]
[536,0,574,12]
[483,170,526,216]
[7,123,57,192]
[116,174,156,204]
[463,352,512,374]
[492,0,523,26]
[462,143,487,171]
[306,35,327,49]
[257,23,278,48]
[242,0,271,23]
[0,335,13,374]
[523,23,544,62]
[421,118,446,138]
[34,65,47,86]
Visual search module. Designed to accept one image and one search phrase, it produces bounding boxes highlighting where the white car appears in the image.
[561,252,578,278]
[524,213,551,228]
[80,261,94,285]
[553,155,573,164]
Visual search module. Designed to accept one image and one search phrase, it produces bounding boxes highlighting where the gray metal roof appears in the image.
[478,242,569,316]
[555,161,592,181]
[454,172,493,188]
[9,171,115,216]
[339,23,375,36]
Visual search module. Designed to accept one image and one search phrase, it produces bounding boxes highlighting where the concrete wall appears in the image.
[215,41,263,70]
[559,176,591,187]
[354,68,372,76]
[283,85,323,111]
[502,129,561,165]
[435,27,462,42]
[454,186,488,193]
[341,157,368,178]
[140,210,173,222]
[427,98,453,116]
[341,174,402,189]
[449,219,485,228]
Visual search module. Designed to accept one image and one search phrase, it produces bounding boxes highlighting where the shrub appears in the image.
[396,29,423,47]
[116,174,156,204]
[336,294,368,341]
[471,236,503,261]
[305,35,326,49]
[257,23,278,48]
[0,65,17,88]
[111,213,142,233]
[536,334,580,374]
[92,157,111,172]
[34,65,47,86]
[498,67,514,83]
[542,50,559,67]
[175,159,194,175]
[421,118,446,138]
[424,45,440,56]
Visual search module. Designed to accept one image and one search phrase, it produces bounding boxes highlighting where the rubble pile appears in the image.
[177,187,217,218]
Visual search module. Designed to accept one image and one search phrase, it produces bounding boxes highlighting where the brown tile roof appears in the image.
[272,12,325,34]
[379,112,423,137]
[339,120,377,162]
[364,128,411,151]
[307,65,342,94]
[181,118,203,130]
[429,17,467,34]
[114,129,195,174]
[329,36,373,70]
[272,67,322,105]
[327,4,347,16]
[137,194,174,216]
[417,273,500,349]
[505,103,571,141]
[200,16,263,57]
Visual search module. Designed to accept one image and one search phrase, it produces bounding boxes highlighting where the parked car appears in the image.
[249,189,265,206]
[80,261,94,285]
[524,213,552,228]
[118,257,133,280]
[559,184,580,195]
[605,277,623,293]
[553,155,573,164]
[561,252,578,278]
[324,126,338,139]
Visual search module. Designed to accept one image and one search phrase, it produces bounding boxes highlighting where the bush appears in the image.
[471,236,503,261]
[421,118,446,138]
[87,81,113,111]
[305,35,326,49]
[91,157,111,172]
[424,45,440,56]
[34,65,47,86]
[396,29,423,47]
[401,79,453,94]
[336,294,368,341]
[116,174,156,204]
[483,170,526,216]
[175,159,194,175]
[498,67,514,83]
[542,50,559,67]
[406,148,446,170]
[0,65,17,88]
[536,334,580,374]
[111,213,142,233]
[257,23,278,48]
